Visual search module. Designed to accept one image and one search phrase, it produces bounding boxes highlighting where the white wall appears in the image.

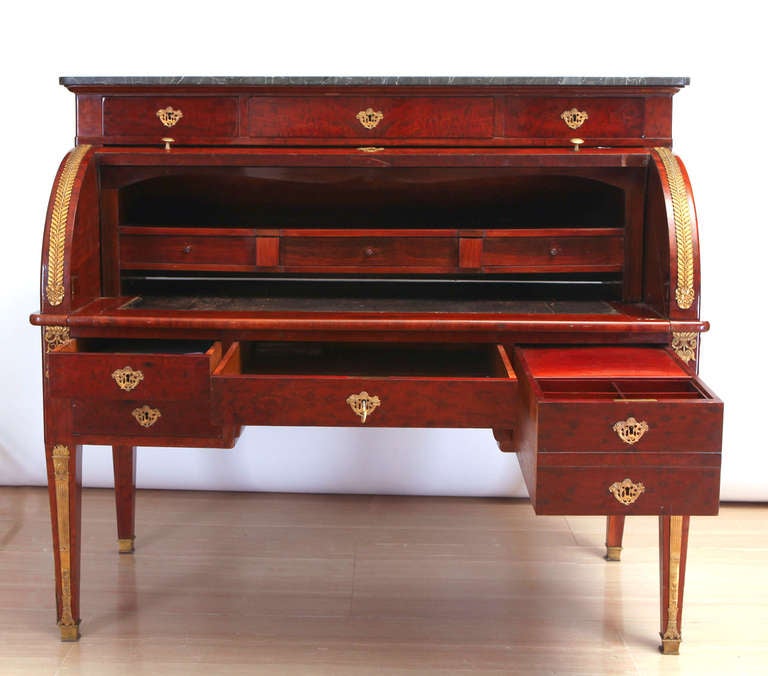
[0,1,763,500]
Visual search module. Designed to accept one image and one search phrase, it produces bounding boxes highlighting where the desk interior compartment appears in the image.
[212,342,517,428]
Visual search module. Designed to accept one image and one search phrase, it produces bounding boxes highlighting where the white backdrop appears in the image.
[0,1,763,500]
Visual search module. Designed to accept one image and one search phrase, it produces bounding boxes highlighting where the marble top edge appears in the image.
[59,76,690,87]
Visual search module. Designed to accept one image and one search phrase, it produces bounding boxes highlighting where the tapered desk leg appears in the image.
[46,441,82,641]
[659,515,690,654]
[605,515,626,561]
[112,446,137,554]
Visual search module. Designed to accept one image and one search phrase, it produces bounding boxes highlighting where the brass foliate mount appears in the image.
[346,391,380,424]
[655,147,695,310]
[46,145,92,307]
[44,326,71,353]
[671,331,697,364]
[613,416,649,445]
[608,478,646,506]
[111,366,144,392]
[356,108,384,130]
[131,405,161,428]
[156,106,183,128]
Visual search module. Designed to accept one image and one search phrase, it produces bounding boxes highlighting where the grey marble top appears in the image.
[59,76,689,87]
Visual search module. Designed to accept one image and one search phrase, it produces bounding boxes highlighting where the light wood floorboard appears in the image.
[1,487,766,674]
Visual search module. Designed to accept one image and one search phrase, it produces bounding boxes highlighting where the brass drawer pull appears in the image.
[561,107,588,129]
[356,108,384,130]
[156,106,183,127]
[609,478,646,506]
[346,391,380,423]
[613,416,649,445]
[111,366,144,392]
[131,405,161,428]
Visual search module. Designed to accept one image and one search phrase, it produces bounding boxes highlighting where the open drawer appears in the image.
[212,342,517,427]
[511,346,723,515]
[48,340,237,446]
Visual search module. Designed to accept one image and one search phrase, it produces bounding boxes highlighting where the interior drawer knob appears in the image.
[364,246,376,257]
[613,416,649,445]
[111,366,144,392]
[131,405,162,428]
[346,391,381,424]
[608,478,646,506]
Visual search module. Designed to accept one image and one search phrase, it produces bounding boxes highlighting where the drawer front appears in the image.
[103,96,238,139]
[247,96,495,139]
[214,375,515,427]
[532,462,721,515]
[71,399,221,437]
[537,399,723,453]
[281,235,457,271]
[505,97,645,140]
[49,348,217,400]
[120,233,256,271]
[482,232,623,272]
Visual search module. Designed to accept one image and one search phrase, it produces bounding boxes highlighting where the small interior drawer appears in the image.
[512,346,723,453]
[49,340,222,400]
[280,232,458,271]
[119,228,257,272]
[481,229,624,272]
[213,342,517,427]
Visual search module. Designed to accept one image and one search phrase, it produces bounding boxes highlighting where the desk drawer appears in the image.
[247,96,495,139]
[103,96,238,140]
[514,347,723,453]
[49,341,222,400]
[281,233,457,271]
[533,461,721,515]
[504,96,645,141]
[213,342,517,427]
[71,399,220,437]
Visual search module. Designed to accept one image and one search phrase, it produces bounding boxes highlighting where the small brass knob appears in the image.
[161,137,175,151]
[570,138,584,152]
[183,244,192,254]
[364,247,376,257]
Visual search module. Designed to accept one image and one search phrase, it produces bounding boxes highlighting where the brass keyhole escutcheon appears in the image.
[356,108,384,130]
[608,478,646,506]
[156,106,183,128]
[561,107,588,130]
[346,391,381,423]
[131,405,161,428]
[613,416,649,445]
[111,366,144,392]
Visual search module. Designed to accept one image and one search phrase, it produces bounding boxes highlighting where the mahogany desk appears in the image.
[31,76,722,653]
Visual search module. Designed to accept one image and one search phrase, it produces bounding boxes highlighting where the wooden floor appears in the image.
[1,487,766,675]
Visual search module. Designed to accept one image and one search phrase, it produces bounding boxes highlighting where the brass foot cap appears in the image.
[118,537,135,554]
[660,637,681,655]
[605,545,623,562]
[59,622,80,642]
